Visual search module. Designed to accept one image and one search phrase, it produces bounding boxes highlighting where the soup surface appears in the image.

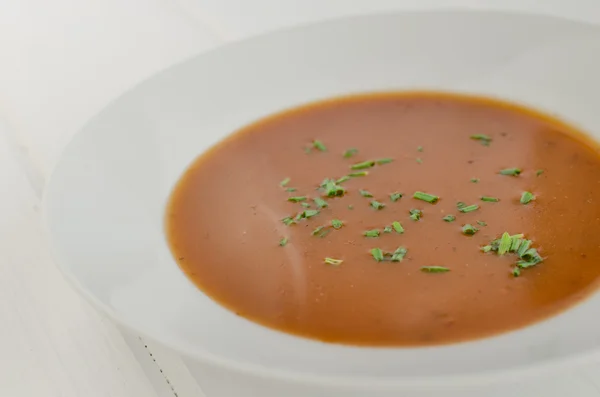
[166,92,600,346]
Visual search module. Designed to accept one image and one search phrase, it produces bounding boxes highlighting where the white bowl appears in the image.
[44,10,600,396]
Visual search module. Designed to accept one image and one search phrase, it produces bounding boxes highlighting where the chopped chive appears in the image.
[498,232,512,255]
[348,171,368,177]
[459,204,479,213]
[370,248,384,262]
[416,157,423,164]
[456,202,466,209]
[320,179,346,197]
[313,197,328,209]
[510,237,522,253]
[392,221,404,234]
[470,134,492,146]
[279,237,288,247]
[520,191,536,204]
[311,226,325,236]
[303,209,319,218]
[517,240,532,257]
[443,215,456,222]
[470,178,480,183]
[512,267,521,277]
[348,204,354,210]
[390,192,403,202]
[477,220,487,227]
[324,257,343,266]
[481,196,500,202]
[280,177,291,187]
[286,187,298,192]
[287,196,307,203]
[536,169,544,176]
[391,247,407,262]
[301,202,311,208]
[350,160,375,170]
[313,140,327,152]
[413,191,439,204]
[370,200,386,210]
[409,209,422,221]
[417,146,424,152]
[462,224,478,235]
[336,175,351,184]
[359,189,373,198]
[383,226,392,233]
[364,229,380,238]
[481,245,493,253]
[421,266,450,273]
[331,219,343,229]
[282,216,295,226]
[376,158,394,165]
[343,148,358,158]
[499,168,522,176]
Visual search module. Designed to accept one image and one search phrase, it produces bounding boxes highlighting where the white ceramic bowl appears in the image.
[44,10,600,396]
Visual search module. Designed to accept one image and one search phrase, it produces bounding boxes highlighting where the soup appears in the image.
[166,92,600,346]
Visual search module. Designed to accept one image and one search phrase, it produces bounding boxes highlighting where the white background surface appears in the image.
[3,1,600,396]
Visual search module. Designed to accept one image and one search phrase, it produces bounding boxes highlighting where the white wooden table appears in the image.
[3,1,600,396]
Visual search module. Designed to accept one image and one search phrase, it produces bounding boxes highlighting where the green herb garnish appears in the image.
[383,226,392,233]
[331,219,343,229]
[499,168,522,176]
[282,216,295,226]
[313,140,327,152]
[287,196,307,203]
[312,226,325,236]
[456,202,466,209]
[417,146,424,152]
[391,247,407,262]
[370,200,386,210]
[520,191,535,204]
[512,267,521,277]
[392,221,404,234]
[409,209,422,221]
[336,175,351,184]
[348,171,368,178]
[477,220,487,227]
[324,257,343,266]
[498,232,512,255]
[462,224,478,235]
[536,169,544,176]
[364,229,380,238]
[443,215,456,222]
[350,160,375,170]
[286,187,297,192]
[481,196,500,202]
[390,192,403,202]
[359,189,373,198]
[421,266,450,273]
[470,134,492,146]
[279,237,288,247]
[313,197,328,209]
[280,177,291,187]
[459,204,479,213]
[371,248,384,262]
[301,202,311,208]
[416,157,423,164]
[320,178,346,197]
[343,148,358,158]
[413,191,439,204]
[376,158,394,165]
[470,178,480,183]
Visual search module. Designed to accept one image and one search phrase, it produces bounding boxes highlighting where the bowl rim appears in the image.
[42,8,600,389]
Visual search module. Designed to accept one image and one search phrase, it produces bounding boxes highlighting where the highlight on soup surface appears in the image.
[166,92,600,346]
